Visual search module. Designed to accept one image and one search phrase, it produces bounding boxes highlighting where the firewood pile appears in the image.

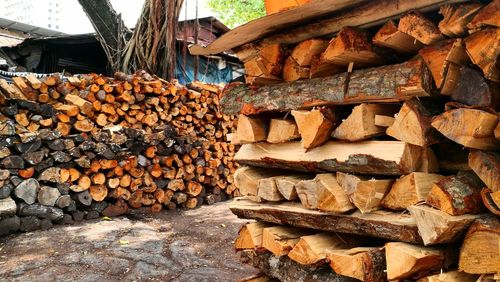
[225,1,500,281]
[0,70,238,236]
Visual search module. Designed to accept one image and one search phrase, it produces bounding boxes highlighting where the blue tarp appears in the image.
[175,50,232,84]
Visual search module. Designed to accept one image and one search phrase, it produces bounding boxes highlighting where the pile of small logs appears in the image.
[226,1,500,281]
[0,71,238,236]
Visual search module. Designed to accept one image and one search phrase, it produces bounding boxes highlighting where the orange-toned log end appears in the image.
[89,185,108,202]
[102,199,129,217]
[185,197,198,209]
[151,203,163,213]
[19,167,35,179]
[60,169,70,183]
[128,191,143,209]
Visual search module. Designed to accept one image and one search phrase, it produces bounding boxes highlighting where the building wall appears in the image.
[0,0,63,30]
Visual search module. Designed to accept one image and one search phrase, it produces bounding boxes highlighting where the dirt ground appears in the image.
[0,201,258,282]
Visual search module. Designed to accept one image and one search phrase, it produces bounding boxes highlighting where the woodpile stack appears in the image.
[0,71,238,236]
[226,1,500,281]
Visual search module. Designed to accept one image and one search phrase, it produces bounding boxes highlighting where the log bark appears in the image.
[220,58,432,115]
[481,188,500,216]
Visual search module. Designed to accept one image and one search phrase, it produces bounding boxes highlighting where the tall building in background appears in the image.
[0,0,63,30]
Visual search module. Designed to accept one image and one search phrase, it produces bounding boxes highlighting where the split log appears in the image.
[408,205,479,246]
[458,217,500,274]
[431,108,500,150]
[426,171,485,216]
[372,20,423,54]
[398,11,443,45]
[234,141,435,175]
[291,108,334,150]
[336,172,394,213]
[438,3,483,37]
[220,58,432,115]
[294,179,318,209]
[387,99,442,146]
[417,271,479,282]
[266,119,300,144]
[230,198,423,244]
[464,27,500,83]
[467,0,500,31]
[328,247,386,282]
[290,39,328,67]
[315,173,355,213]
[309,56,345,78]
[385,242,448,280]
[322,27,384,67]
[257,177,284,202]
[236,115,268,143]
[283,57,309,82]
[374,115,395,127]
[262,226,310,256]
[287,233,355,265]
[235,222,272,250]
[469,150,500,192]
[274,174,312,201]
[381,173,445,210]
[234,166,280,200]
[332,103,399,142]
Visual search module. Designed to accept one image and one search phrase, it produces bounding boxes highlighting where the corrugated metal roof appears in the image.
[0,34,23,47]
[0,17,65,38]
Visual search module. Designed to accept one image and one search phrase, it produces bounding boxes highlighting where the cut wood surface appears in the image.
[283,57,309,82]
[438,3,483,37]
[291,108,334,150]
[262,226,311,256]
[328,247,386,282]
[236,115,268,143]
[382,173,445,210]
[372,20,423,54]
[230,198,423,244]
[235,222,272,250]
[257,177,284,202]
[287,233,356,265]
[431,108,500,150]
[469,150,500,192]
[332,103,399,142]
[408,205,479,246]
[467,0,500,30]
[234,141,435,176]
[234,166,280,199]
[290,39,329,67]
[464,27,500,83]
[220,58,431,115]
[295,179,319,209]
[275,174,312,201]
[458,217,500,274]
[417,270,479,282]
[315,173,355,213]
[398,11,443,45]
[385,242,449,280]
[481,188,500,216]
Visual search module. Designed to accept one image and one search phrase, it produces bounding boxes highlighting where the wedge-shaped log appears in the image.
[336,172,394,213]
[417,271,479,282]
[238,43,288,81]
[316,173,355,213]
[220,58,432,115]
[464,27,500,83]
[408,205,479,246]
[262,226,311,256]
[328,247,386,282]
[291,108,334,150]
[385,242,448,280]
[236,115,268,143]
[458,217,500,274]
[438,3,483,37]
[469,150,500,192]
[275,174,312,201]
[322,27,384,67]
[295,179,319,209]
[382,173,446,210]
[288,233,356,265]
[398,11,443,45]
[234,166,280,200]
[230,198,423,244]
[432,108,500,150]
[258,177,285,202]
[291,39,329,67]
[387,99,442,146]
[426,171,485,216]
[332,103,399,142]
[372,20,423,54]
[234,141,435,176]
[309,55,345,79]
[235,222,272,250]
[283,56,309,82]
[467,0,500,30]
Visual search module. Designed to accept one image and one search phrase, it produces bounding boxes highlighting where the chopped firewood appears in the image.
[25,74,42,90]
[64,94,93,116]
[266,118,300,144]
[262,226,311,256]
[315,173,355,213]
[288,233,355,265]
[89,185,108,201]
[385,242,448,280]
[426,171,485,216]
[417,271,479,282]
[274,174,312,201]
[257,177,284,202]
[467,0,500,31]
[469,150,500,192]
[398,11,443,45]
[295,179,318,209]
[236,115,268,143]
[336,172,394,213]
[235,222,272,250]
[372,20,424,54]
[381,173,445,210]
[291,108,334,150]
[328,247,386,282]
[332,103,399,141]
[458,217,500,274]
[431,108,500,150]
[74,119,95,132]
[309,55,345,78]
[283,56,309,82]
[290,39,329,67]
[374,115,395,127]
[481,188,500,216]
[234,166,279,200]
[55,104,80,117]
[408,205,478,246]
[464,28,500,83]
[438,3,483,37]
[14,113,29,127]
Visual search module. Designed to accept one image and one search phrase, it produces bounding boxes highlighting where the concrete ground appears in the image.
[0,201,258,282]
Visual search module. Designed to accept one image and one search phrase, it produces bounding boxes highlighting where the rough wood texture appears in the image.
[283,57,309,82]
[239,249,357,282]
[234,166,280,199]
[426,171,485,216]
[469,150,500,192]
[372,20,423,54]
[387,99,442,146]
[275,174,312,201]
[328,247,386,282]
[291,108,334,150]
[235,222,272,250]
[438,3,483,37]
[417,271,479,282]
[458,217,500,274]
[234,141,435,176]
[431,108,500,150]
[258,177,285,202]
[230,198,423,244]
[464,27,500,83]
[408,205,479,246]
[295,179,319,209]
[481,188,500,216]
[291,39,329,67]
[332,103,399,142]
[220,58,432,115]
[288,233,355,265]
[315,173,355,213]
[237,115,269,143]
[398,11,443,45]
[262,226,310,256]
[467,0,500,30]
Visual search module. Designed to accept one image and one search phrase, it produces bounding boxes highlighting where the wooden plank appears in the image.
[229,198,423,244]
[234,141,435,176]
[221,58,431,116]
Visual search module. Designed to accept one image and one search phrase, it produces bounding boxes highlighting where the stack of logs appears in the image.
[228,1,500,281]
[0,71,238,236]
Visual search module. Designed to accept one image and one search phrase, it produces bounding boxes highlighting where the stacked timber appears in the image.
[0,71,238,236]
[226,1,500,281]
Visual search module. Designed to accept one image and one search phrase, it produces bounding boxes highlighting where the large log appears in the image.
[220,58,432,115]
[229,198,423,244]
[234,141,436,176]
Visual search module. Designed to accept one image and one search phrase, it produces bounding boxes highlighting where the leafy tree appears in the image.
[208,0,265,28]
